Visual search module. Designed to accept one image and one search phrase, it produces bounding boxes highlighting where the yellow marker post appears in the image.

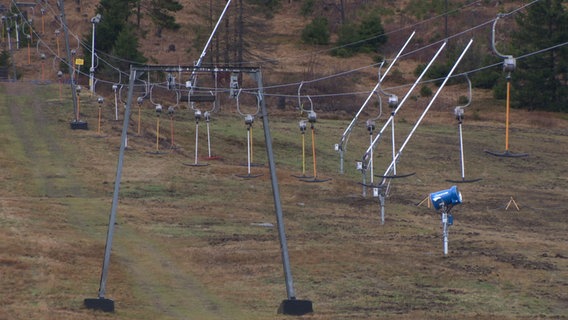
[76,87,81,121]
[156,115,160,152]
[56,35,60,56]
[27,39,31,64]
[301,129,306,175]
[98,106,102,134]
[310,123,317,179]
[505,78,511,152]
[291,120,311,179]
[250,125,254,164]
[137,105,141,136]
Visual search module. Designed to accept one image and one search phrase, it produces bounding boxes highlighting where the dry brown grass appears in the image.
[4,1,568,319]
[1,77,568,319]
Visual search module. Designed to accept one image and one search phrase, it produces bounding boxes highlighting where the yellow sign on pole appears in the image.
[75,58,84,66]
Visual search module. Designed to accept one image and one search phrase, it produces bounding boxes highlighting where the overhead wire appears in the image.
[238,0,486,66]
[260,12,562,100]
[6,0,494,83]
[16,0,490,87]
[9,0,558,103]
[260,0,544,93]
[39,0,483,74]
[8,0,87,82]
[13,0,128,86]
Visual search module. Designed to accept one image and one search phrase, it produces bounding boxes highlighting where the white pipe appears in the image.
[442,211,449,255]
[361,41,447,168]
[337,31,415,172]
[459,122,465,179]
[189,0,233,88]
[194,122,200,164]
[381,39,474,181]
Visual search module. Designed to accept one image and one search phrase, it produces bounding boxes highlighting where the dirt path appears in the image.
[5,83,83,198]
[115,223,234,319]
[0,83,250,319]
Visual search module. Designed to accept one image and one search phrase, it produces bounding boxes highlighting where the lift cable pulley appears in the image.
[446,74,482,183]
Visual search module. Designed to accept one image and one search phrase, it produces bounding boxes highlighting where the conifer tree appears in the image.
[140,0,184,37]
[111,26,148,71]
[511,0,568,112]
[84,0,183,79]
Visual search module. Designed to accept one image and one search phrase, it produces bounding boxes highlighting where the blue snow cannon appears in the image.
[430,186,462,210]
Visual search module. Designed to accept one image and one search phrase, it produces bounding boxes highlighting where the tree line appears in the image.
[78,0,568,112]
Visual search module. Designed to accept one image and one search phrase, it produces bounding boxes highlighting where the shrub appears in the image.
[458,95,470,105]
[330,47,355,58]
[420,85,433,97]
[332,23,359,57]
[492,79,507,100]
[0,50,10,67]
[301,17,330,45]
[300,0,314,16]
[472,70,500,89]
[331,10,387,58]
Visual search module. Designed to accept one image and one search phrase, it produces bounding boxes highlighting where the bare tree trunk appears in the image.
[237,0,243,67]
[137,0,141,27]
[214,0,221,64]
[224,6,230,64]
[233,0,238,64]
[340,0,345,24]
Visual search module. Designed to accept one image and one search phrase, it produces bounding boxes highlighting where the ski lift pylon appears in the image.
[485,13,528,158]
[446,74,482,183]
[236,89,263,178]
[146,103,168,155]
[183,107,209,166]
[299,96,331,183]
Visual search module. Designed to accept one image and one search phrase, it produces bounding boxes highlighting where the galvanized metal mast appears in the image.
[86,65,312,316]
[58,0,79,124]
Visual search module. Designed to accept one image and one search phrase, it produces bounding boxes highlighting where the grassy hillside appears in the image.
[3,1,568,319]
[0,75,567,319]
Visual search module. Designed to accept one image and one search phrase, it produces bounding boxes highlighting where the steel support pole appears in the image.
[505,76,511,152]
[458,122,466,180]
[256,70,313,315]
[59,0,79,122]
[442,211,449,255]
[256,71,296,300]
[99,66,134,298]
[89,21,95,93]
[84,66,135,313]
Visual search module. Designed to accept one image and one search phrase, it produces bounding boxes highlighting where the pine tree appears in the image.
[332,10,387,57]
[95,0,137,53]
[145,0,184,37]
[511,0,568,112]
[82,0,145,81]
[357,10,387,52]
[111,26,148,71]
